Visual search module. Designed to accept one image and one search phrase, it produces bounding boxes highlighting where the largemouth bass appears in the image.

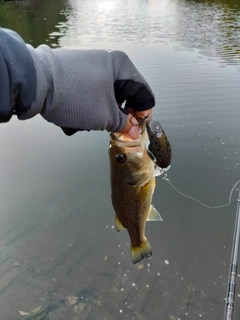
[108,121,163,264]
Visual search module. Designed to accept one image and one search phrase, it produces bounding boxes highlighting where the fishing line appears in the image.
[161,174,240,209]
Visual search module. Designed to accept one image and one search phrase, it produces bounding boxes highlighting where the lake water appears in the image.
[0,0,240,319]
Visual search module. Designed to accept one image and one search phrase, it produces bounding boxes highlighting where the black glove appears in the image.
[114,80,154,112]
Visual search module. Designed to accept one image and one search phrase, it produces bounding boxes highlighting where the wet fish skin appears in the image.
[146,119,172,169]
[108,124,162,264]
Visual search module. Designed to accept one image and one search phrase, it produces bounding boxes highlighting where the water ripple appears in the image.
[59,0,240,65]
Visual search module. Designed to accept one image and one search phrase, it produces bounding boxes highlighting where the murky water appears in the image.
[0,0,240,319]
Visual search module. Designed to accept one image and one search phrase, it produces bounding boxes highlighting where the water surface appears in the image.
[0,0,239,319]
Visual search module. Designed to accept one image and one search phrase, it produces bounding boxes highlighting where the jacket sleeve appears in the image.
[0,28,36,123]
[0,28,155,134]
[20,47,155,134]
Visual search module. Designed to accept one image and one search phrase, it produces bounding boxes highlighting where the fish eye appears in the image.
[116,153,126,164]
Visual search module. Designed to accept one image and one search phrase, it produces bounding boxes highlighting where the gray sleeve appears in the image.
[20,46,155,133]
[0,28,36,122]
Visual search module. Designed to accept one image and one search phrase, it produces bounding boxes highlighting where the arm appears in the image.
[0,28,155,137]
[0,28,36,122]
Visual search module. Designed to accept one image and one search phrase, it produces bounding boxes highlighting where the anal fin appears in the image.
[147,205,163,221]
[115,215,125,232]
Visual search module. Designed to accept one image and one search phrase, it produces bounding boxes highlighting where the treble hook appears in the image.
[130,113,151,127]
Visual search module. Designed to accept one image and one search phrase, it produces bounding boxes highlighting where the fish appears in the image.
[146,119,172,169]
[108,121,163,264]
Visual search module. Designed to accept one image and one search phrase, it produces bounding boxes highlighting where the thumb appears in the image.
[119,113,140,140]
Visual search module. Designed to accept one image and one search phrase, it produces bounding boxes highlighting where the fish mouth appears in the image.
[110,121,148,147]
[110,132,143,147]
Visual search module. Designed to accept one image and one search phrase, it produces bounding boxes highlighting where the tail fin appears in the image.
[131,239,152,264]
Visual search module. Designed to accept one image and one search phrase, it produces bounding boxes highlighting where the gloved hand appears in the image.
[24,46,155,137]
[0,28,155,138]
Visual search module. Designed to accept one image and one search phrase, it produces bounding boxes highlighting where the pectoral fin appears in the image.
[147,205,163,221]
[115,215,125,232]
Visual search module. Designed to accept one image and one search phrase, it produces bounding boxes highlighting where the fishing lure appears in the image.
[146,119,172,169]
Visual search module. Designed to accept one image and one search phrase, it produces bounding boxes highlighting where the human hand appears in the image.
[119,108,153,139]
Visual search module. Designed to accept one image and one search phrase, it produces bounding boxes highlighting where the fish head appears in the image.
[109,123,151,175]
[108,128,149,177]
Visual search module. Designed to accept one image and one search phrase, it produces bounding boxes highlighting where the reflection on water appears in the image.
[1,0,239,63]
[0,0,240,319]
[60,0,240,65]
[0,0,239,64]
[0,0,71,47]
